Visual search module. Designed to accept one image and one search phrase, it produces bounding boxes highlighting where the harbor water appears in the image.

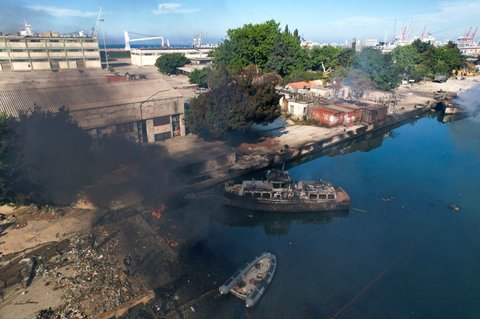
[172,114,480,318]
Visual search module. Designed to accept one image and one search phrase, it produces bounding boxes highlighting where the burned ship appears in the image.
[222,170,350,212]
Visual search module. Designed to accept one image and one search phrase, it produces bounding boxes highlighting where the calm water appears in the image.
[174,114,480,319]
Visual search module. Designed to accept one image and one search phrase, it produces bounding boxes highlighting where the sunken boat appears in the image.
[222,169,350,212]
[219,252,276,308]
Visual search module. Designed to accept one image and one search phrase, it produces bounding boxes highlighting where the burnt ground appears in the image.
[0,202,226,319]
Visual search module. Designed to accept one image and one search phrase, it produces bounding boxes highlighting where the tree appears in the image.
[283,69,322,84]
[265,31,308,77]
[186,67,281,139]
[213,20,307,77]
[352,47,401,91]
[189,67,212,88]
[155,53,189,74]
[336,48,355,68]
[431,44,465,74]
[391,45,421,78]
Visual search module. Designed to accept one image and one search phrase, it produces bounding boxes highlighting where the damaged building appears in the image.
[0,78,185,143]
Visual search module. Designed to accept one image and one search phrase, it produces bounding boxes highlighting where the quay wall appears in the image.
[271,106,429,166]
[181,105,431,193]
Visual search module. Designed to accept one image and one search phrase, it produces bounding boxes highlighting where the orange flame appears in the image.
[151,204,166,220]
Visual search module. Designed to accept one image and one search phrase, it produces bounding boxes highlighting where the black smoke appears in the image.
[0,106,181,208]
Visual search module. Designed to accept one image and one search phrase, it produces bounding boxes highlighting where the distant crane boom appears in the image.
[124,31,166,51]
[91,6,103,38]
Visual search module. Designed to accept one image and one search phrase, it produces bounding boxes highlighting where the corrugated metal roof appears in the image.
[0,79,182,117]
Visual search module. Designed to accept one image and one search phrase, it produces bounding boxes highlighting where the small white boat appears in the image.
[219,252,276,307]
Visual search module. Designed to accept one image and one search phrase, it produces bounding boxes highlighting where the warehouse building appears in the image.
[0,78,185,143]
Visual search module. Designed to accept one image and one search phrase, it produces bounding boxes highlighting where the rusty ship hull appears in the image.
[222,186,350,213]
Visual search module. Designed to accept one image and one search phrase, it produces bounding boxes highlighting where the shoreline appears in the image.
[1,76,479,318]
[174,76,480,194]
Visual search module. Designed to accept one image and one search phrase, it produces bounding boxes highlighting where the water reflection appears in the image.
[209,207,349,236]
[437,112,469,123]
[284,121,405,169]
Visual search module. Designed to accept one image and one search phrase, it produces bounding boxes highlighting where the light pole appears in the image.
[103,31,109,69]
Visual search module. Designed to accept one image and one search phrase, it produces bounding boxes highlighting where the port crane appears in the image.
[457,27,478,45]
[123,31,167,51]
[91,6,103,38]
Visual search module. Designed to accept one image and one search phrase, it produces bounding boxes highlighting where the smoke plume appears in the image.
[456,85,480,120]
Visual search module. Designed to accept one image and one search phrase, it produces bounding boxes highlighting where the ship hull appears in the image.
[222,189,350,213]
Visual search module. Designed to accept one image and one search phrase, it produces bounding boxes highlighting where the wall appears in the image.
[287,101,309,120]
[70,95,184,143]
[11,62,32,71]
[31,61,50,70]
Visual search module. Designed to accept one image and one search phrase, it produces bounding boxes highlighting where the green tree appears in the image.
[155,53,189,74]
[431,44,465,74]
[186,68,281,139]
[189,67,212,88]
[352,47,401,91]
[336,48,356,68]
[391,45,421,79]
[283,69,323,84]
[265,31,308,76]
[213,20,307,77]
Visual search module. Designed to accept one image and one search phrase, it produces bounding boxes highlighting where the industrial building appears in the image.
[0,24,101,72]
[0,78,185,143]
[130,48,213,67]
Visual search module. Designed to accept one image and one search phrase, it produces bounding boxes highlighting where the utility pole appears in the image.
[103,32,109,69]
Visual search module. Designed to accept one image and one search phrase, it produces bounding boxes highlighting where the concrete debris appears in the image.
[25,233,145,318]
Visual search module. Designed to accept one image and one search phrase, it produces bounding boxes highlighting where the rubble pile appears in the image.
[33,234,144,318]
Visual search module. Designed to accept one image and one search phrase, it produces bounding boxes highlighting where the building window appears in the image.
[116,122,135,134]
[154,132,171,141]
[153,116,170,126]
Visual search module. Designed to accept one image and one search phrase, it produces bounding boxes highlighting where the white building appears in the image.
[0,33,101,72]
[364,39,379,47]
[130,48,213,67]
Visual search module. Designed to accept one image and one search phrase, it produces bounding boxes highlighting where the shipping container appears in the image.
[323,104,363,126]
[309,106,343,127]
[361,104,388,124]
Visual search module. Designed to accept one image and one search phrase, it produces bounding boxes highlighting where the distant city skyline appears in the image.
[1,0,480,45]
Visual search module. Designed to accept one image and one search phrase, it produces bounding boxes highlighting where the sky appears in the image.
[1,0,480,45]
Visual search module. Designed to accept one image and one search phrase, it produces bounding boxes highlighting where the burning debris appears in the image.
[151,204,166,220]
